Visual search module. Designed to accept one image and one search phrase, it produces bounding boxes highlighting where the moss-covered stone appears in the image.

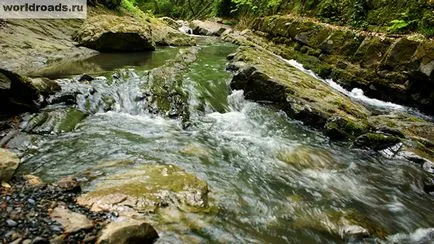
[150,18,196,46]
[224,34,433,161]
[23,108,88,134]
[228,46,370,136]
[239,14,434,115]
[57,109,89,133]
[380,38,420,71]
[145,47,199,124]
[277,145,338,169]
[354,133,402,151]
[353,36,393,68]
[77,164,210,215]
[325,116,370,140]
[74,15,155,52]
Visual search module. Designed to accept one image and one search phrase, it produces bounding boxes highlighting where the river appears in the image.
[17,42,434,243]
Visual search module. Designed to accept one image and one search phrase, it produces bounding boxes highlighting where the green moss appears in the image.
[80,164,209,212]
[277,145,337,169]
[354,133,401,150]
[256,0,434,37]
[56,109,88,133]
[325,116,370,140]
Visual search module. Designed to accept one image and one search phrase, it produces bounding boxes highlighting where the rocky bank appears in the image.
[235,15,434,116]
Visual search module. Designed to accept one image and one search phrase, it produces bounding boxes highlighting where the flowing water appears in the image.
[18,42,434,243]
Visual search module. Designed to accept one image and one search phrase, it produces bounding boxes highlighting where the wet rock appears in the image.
[423,161,434,174]
[0,68,60,116]
[10,238,23,244]
[55,176,81,193]
[77,164,209,216]
[0,148,20,182]
[354,133,401,151]
[97,218,158,244]
[6,219,18,227]
[23,175,43,186]
[31,236,48,244]
[246,15,434,115]
[180,144,211,158]
[190,20,230,36]
[325,116,369,140]
[0,177,109,243]
[73,15,155,52]
[277,145,337,169]
[159,17,181,29]
[423,178,434,194]
[144,47,199,122]
[48,91,80,105]
[339,225,370,240]
[151,20,196,46]
[228,46,370,138]
[23,108,88,134]
[78,74,94,82]
[49,205,93,234]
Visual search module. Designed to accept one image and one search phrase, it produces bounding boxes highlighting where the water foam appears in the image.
[282,58,406,112]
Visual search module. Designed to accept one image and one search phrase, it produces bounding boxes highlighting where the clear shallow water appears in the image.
[31,47,180,79]
[20,43,434,243]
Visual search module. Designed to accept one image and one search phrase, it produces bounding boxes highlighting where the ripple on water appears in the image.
[19,44,434,243]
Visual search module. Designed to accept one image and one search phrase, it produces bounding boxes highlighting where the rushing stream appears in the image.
[17,42,434,243]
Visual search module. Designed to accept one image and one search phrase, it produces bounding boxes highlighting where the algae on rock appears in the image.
[77,163,210,215]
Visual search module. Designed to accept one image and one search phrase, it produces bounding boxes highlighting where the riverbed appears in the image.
[15,42,434,243]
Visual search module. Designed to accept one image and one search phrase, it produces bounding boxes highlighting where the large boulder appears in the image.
[0,68,60,116]
[228,46,370,133]
[74,15,155,52]
[158,17,181,30]
[227,45,434,162]
[151,20,195,46]
[97,218,158,244]
[0,148,19,182]
[77,164,209,215]
[190,20,230,36]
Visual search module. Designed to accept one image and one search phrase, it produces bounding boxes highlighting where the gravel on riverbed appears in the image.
[0,176,111,243]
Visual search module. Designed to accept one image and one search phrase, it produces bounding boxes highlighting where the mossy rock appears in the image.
[145,47,199,123]
[74,15,155,52]
[353,36,393,68]
[57,109,89,133]
[77,164,210,214]
[245,15,434,115]
[277,145,338,169]
[380,38,420,71]
[151,19,196,46]
[354,133,402,151]
[325,116,370,140]
[228,46,370,136]
[23,108,88,134]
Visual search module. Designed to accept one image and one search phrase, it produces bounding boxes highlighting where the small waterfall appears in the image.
[280,58,434,121]
[53,69,150,115]
[282,58,406,111]
[177,20,193,35]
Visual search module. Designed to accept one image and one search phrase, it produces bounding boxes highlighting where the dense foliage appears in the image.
[113,0,434,37]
